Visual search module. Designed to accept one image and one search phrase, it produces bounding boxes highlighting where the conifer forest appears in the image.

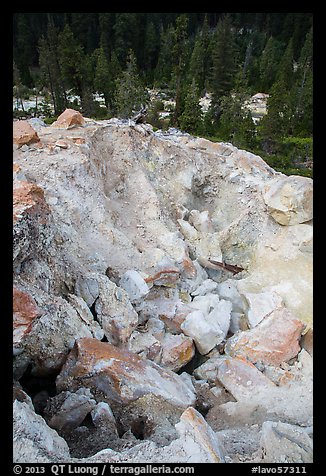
[13,13,313,176]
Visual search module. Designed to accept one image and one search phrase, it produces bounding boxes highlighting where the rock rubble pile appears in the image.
[13,110,313,463]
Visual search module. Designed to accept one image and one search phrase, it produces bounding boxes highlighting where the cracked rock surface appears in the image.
[13,114,313,463]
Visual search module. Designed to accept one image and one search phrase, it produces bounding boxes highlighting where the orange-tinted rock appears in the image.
[51,109,85,129]
[217,356,275,401]
[158,301,193,334]
[55,140,69,149]
[13,120,40,146]
[160,334,195,371]
[56,338,195,408]
[13,287,42,345]
[173,407,225,462]
[225,308,306,366]
[13,163,21,174]
[13,181,50,225]
[145,266,180,287]
[71,137,86,145]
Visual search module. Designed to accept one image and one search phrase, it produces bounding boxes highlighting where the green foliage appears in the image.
[146,100,166,130]
[209,15,238,105]
[259,37,285,91]
[217,91,257,149]
[179,79,203,135]
[114,50,149,118]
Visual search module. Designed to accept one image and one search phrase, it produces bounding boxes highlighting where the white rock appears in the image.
[189,293,220,314]
[217,280,245,313]
[207,299,232,338]
[181,310,224,355]
[191,279,219,296]
[263,175,313,226]
[177,219,198,240]
[13,400,70,463]
[260,421,313,463]
[119,270,150,302]
[188,209,214,233]
[94,275,139,345]
[242,290,284,328]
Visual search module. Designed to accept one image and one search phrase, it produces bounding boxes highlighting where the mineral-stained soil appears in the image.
[13,113,313,463]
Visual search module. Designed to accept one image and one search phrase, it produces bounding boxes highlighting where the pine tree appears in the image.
[290,27,313,135]
[38,18,67,115]
[57,24,85,97]
[189,15,211,94]
[171,14,189,126]
[259,36,284,92]
[179,79,203,134]
[94,47,111,108]
[277,37,295,89]
[260,78,290,143]
[13,61,25,112]
[144,21,159,78]
[209,15,238,106]
[218,91,256,149]
[114,50,149,118]
[154,25,176,86]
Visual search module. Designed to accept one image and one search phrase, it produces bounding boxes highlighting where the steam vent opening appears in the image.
[13,91,312,462]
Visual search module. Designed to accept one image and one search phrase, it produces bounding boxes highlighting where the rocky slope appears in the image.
[13,110,313,463]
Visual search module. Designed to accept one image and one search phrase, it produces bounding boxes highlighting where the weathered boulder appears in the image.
[94,274,138,345]
[13,120,40,147]
[119,270,150,302]
[56,338,196,408]
[191,278,219,297]
[74,274,100,307]
[166,407,225,463]
[260,421,313,463]
[263,175,313,226]
[13,180,52,266]
[13,400,70,463]
[14,291,104,377]
[181,310,224,355]
[216,357,275,402]
[128,330,162,362]
[242,290,284,328]
[225,308,305,366]
[45,388,96,431]
[160,333,195,372]
[51,108,85,129]
[13,286,42,352]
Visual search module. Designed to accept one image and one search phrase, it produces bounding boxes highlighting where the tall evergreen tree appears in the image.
[144,21,159,77]
[154,25,176,86]
[290,26,313,135]
[276,37,295,89]
[179,79,203,134]
[260,78,291,143]
[259,36,284,92]
[94,47,111,108]
[189,15,211,93]
[38,17,67,114]
[209,15,238,106]
[171,14,189,126]
[114,50,149,118]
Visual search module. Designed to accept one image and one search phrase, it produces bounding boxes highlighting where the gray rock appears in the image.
[45,388,96,431]
[119,270,150,301]
[260,421,313,463]
[13,400,70,463]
